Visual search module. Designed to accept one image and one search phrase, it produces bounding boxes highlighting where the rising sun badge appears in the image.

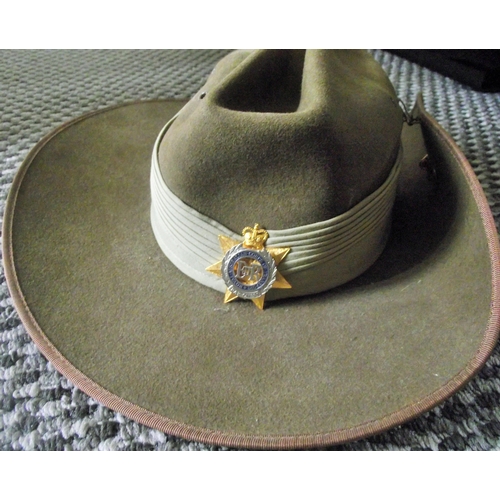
[206,224,291,310]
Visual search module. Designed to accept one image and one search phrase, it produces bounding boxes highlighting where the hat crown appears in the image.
[158,50,403,232]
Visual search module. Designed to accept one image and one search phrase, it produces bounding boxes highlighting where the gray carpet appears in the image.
[1,50,499,450]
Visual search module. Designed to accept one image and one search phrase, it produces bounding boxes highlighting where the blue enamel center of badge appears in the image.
[227,250,269,291]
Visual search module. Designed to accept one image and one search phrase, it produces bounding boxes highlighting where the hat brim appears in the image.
[3,98,499,449]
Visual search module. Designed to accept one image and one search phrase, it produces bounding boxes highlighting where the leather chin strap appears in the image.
[150,115,402,300]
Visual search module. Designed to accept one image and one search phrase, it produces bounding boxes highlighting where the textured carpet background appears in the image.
[1,50,499,451]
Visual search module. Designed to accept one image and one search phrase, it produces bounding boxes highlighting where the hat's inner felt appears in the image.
[8,101,492,439]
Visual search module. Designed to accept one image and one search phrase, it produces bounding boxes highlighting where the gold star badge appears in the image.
[206,224,291,310]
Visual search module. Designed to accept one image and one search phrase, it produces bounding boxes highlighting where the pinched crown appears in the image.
[157,50,404,233]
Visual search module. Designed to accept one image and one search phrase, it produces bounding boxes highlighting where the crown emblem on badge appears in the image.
[242,224,268,249]
[206,224,291,310]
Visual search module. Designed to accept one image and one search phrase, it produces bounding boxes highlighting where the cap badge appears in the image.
[206,224,291,309]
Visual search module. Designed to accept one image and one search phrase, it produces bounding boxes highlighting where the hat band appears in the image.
[150,115,402,300]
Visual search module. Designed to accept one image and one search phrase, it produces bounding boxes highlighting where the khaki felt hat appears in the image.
[3,49,500,449]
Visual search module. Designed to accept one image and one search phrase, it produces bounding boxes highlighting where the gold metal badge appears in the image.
[206,224,291,310]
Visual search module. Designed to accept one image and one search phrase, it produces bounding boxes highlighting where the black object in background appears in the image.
[387,50,500,92]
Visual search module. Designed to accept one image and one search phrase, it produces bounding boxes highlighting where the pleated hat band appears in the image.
[150,113,402,302]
